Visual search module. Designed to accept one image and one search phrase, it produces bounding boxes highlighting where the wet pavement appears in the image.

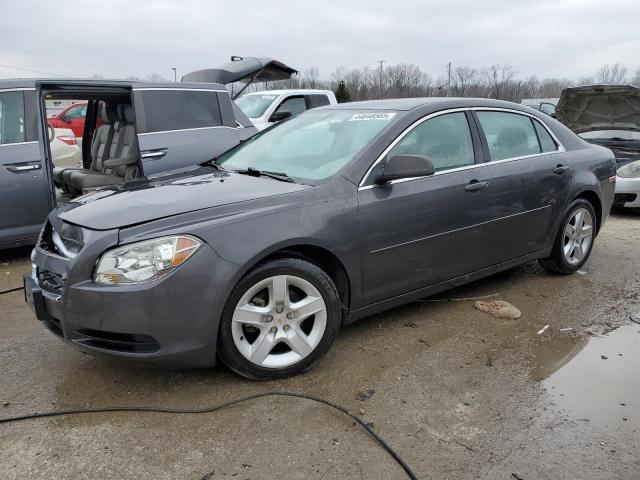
[1,211,639,479]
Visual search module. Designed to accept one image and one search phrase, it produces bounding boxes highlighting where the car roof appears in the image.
[321,97,541,112]
[0,78,226,91]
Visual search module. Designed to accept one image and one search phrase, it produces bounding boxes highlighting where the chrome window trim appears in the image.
[137,125,237,136]
[0,140,38,147]
[133,87,227,93]
[0,87,36,92]
[358,106,566,190]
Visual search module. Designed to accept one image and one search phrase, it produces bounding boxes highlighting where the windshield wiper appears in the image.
[236,167,295,183]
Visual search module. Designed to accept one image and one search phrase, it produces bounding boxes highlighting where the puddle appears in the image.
[542,324,640,429]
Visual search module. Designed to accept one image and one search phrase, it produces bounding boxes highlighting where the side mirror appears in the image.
[269,110,293,123]
[61,115,72,123]
[375,155,435,184]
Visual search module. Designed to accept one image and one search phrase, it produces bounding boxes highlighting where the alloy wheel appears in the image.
[231,275,327,368]
[562,207,594,266]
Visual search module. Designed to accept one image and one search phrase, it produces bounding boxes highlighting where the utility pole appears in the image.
[446,62,451,97]
[377,60,385,98]
[171,67,177,82]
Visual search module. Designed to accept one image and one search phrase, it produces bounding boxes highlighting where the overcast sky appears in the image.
[1,0,639,82]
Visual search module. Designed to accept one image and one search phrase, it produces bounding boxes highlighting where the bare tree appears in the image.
[452,66,477,97]
[594,63,628,84]
[482,64,516,99]
[631,68,640,87]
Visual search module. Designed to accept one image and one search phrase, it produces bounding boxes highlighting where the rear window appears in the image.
[140,90,222,133]
[533,120,558,153]
[307,94,331,108]
[0,91,25,145]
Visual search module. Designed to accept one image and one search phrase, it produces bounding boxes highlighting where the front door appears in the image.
[358,111,493,303]
[0,88,52,247]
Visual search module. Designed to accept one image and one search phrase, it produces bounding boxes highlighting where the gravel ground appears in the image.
[1,210,639,480]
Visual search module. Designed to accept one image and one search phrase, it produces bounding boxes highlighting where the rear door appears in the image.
[0,87,52,246]
[133,87,245,176]
[474,109,572,262]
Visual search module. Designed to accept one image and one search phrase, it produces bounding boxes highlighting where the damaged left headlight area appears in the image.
[94,235,202,285]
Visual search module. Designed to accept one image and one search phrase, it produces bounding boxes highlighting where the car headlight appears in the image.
[617,160,640,178]
[94,235,202,285]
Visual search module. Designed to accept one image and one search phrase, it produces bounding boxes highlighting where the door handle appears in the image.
[553,164,571,175]
[6,163,41,173]
[464,180,489,192]
[140,150,166,160]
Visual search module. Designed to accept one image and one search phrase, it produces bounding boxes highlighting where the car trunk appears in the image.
[182,56,298,99]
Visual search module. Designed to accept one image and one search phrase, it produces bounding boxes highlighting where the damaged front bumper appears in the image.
[26,212,238,368]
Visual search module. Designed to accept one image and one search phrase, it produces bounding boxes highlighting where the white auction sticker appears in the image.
[349,112,397,121]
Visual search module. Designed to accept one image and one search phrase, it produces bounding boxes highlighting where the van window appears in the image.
[388,112,475,172]
[476,111,542,160]
[0,91,26,145]
[140,90,222,133]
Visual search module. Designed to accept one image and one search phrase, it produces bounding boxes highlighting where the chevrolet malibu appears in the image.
[25,98,616,379]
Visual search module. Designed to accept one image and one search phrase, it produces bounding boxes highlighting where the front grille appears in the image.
[37,269,64,295]
[73,328,161,354]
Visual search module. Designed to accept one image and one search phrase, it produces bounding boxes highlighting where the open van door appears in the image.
[0,83,52,248]
[182,56,298,99]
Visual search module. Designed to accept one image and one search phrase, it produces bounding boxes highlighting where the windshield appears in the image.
[580,130,640,141]
[218,109,399,183]
[236,94,278,118]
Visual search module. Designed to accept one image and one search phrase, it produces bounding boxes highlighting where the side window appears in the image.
[0,91,25,145]
[140,90,222,133]
[307,94,331,109]
[533,120,558,153]
[388,112,475,172]
[66,104,86,119]
[274,96,306,116]
[476,111,541,161]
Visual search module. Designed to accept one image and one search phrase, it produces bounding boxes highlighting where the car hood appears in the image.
[58,167,310,230]
[182,57,297,85]
[556,84,640,134]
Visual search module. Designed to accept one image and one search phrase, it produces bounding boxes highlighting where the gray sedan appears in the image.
[25,98,616,379]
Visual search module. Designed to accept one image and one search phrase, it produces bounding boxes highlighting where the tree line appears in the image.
[241,62,640,103]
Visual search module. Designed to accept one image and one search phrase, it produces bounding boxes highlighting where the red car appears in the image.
[48,102,103,138]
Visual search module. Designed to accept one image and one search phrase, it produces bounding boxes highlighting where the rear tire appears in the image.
[539,199,597,275]
[218,257,341,380]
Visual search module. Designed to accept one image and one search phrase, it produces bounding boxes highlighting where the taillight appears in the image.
[57,135,77,145]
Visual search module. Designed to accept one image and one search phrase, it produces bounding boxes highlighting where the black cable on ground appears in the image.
[0,286,24,296]
[0,391,418,480]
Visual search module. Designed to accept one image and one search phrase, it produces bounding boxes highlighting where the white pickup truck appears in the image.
[235,89,338,130]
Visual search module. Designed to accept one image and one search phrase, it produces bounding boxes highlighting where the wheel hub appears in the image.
[231,274,328,368]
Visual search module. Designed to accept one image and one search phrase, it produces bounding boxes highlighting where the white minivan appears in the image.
[236,90,338,130]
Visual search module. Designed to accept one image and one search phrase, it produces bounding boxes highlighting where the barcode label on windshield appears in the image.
[349,112,396,121]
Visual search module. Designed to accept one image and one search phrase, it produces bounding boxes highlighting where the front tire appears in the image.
[218,258,341,380]
[539,199,597,274]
